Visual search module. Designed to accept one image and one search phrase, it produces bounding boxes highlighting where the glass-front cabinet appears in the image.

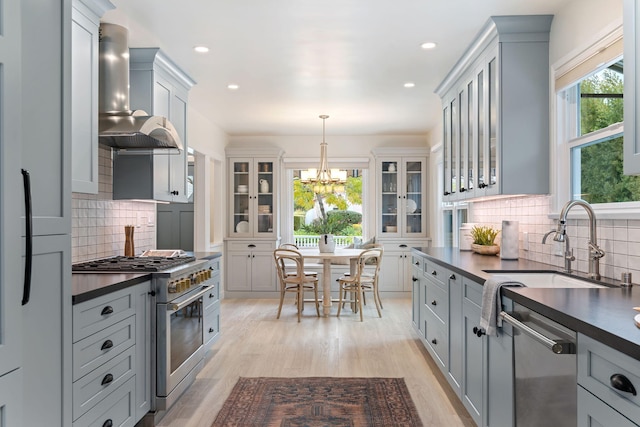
[436,16,552,201]
[379,157,427,238]
[229,158,277,237]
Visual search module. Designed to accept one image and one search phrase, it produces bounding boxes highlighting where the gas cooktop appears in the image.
[72,255,196,272]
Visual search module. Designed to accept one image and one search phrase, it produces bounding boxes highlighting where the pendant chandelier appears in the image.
[300,115,347,193]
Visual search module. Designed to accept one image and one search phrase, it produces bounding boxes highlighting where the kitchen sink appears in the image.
[483,271,609,289]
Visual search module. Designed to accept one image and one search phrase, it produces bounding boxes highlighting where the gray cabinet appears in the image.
[203,258,222,347]
[71,0,114,193]
[18,2,73,426]
[577,333,640,426]
[436,15,552,201]
[226,240,278,292]
[624,0,640,175]
[461,279,483,426]
[113,48,195,202]
[72,281,151,426]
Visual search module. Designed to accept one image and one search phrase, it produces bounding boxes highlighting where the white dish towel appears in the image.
[479,275,524,336]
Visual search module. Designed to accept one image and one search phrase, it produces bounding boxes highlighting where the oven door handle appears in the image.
[499,311,575,354]
[168,285,212,312]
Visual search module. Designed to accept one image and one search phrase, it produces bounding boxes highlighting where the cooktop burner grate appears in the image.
[72,255,196,272]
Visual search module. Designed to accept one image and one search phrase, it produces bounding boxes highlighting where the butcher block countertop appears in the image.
[412,247,640,360]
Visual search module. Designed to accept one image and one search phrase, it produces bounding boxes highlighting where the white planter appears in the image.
[318,234,335,253]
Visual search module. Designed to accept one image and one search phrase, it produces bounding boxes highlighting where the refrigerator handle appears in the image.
[21,169,32,306]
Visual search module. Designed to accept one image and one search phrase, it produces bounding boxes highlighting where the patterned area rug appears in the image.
[211,377,423,427]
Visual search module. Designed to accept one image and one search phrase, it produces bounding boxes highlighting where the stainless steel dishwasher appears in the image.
[500,303,577,427]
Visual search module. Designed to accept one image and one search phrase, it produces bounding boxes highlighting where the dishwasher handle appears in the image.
[499,311,575,355]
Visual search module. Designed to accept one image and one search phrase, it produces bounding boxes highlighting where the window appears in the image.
[291,169,364,248]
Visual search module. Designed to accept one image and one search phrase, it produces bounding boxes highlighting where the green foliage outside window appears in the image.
[576,67,640,203]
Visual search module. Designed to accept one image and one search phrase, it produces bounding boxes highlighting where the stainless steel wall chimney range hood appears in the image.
[98,23,182,150]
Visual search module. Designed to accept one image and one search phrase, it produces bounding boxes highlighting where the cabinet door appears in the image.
[251,252,276,291]
[402,159,426,237]
[380,159,400,236]
[71,5,99,194]
[0,0,22,376]
[476,67,487,194]
[255,160,275,235]
[443,105,452,198]
[230,159,253,236]
[447,273,463,396]
[464,78,476,197]
[169,90,188,202]
[411,267,421,329]
[485,55,499,196]
[378,251,403,292]
[152,79,173,201]
[578,386,639,427]
[134,281,152,420]
[462,298,483,426]
[227,252,252,291]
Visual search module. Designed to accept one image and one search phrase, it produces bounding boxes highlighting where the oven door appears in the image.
[156,284,212,399]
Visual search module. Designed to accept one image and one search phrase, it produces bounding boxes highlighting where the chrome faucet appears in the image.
[554,200,605,280]
[543,229,575,274]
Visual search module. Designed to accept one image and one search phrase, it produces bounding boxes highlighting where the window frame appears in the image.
[552,21,639,218]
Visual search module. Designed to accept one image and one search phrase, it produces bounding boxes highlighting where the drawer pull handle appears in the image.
[610,374,637,396]
[102,420,113,427]
[431,270,437,276]
[449,274,456,280]
[101,373,114,386]
[431,300,437,306]
[101,306,113,316]
[101,340,113,351]
[248,244,256,248]
[399,244,408,248]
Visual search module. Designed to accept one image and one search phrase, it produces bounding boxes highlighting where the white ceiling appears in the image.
[102,0,574,137]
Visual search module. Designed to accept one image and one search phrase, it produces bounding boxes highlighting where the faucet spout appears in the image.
[557,199,604,280]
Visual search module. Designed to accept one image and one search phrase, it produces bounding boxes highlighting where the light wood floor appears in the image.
[156,297,475,427]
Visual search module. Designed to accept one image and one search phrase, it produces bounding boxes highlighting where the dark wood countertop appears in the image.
[412,247,640,360]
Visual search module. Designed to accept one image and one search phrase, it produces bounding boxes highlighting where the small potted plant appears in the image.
[470,225,500,255]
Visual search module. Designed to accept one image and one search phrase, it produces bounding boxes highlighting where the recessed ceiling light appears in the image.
[227,84,239,90]
[421,42,437,50]
[194,46,209,53]
[404,82,416,88]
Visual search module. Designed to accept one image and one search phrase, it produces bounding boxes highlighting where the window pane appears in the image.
[573,135,640,203]
[579,66,623,136]
[293,169,363,247]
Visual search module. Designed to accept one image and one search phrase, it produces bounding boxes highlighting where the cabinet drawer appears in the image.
[73,286,136,342]
[423,261,447,288]
[411,255,424,270]
[578,386,639,427]
[73,345,135,421]
[203,282,220,311]
[425,312,448,368]
[227,241,276,251]
[425,281,448,323]
[73,316,135,381]
[577,333,640,422]
[209,258,221,272]
[73,376,136,427]
[203,304,221,347]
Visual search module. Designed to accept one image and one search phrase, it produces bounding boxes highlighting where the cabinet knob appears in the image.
[412,276,418,282]
[102,420,113,427]
[472,326,486,337]
[431,339,437,345]
[100,340,113,351]
[209,293,214,298]
[460,188,466,192]
[431,270,437,276]
[414,261,420,266]
[610,374,637,396]
[171,190,179,195]
[449,274,456,280]
[431,300,437,306]
[209,328,214,333]
[101,373,114,386]
[101,306,113,316]
[444,191,450,196]
[478,183,487,189]
[148,290,156,296]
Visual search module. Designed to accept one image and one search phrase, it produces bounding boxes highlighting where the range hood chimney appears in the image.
[98,23,182,150]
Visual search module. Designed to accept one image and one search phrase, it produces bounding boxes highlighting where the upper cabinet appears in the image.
[113,48,196,202]
[71,0,114,193]
[436,15,553,201]
[373,148,429,238]
[226,148,283,238]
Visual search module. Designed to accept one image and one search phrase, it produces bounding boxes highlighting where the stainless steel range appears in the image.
[73,254,216,423]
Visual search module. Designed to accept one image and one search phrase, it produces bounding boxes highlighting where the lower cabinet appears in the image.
[410,251,515,427]
[0,369,22,426]
[225,240,277,292]
[378,239,430,293]
[577,333,640,426]
[72,281,151,427]
[203,264,222,347]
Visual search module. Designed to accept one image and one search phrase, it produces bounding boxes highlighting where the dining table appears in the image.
[298,247,366,317]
